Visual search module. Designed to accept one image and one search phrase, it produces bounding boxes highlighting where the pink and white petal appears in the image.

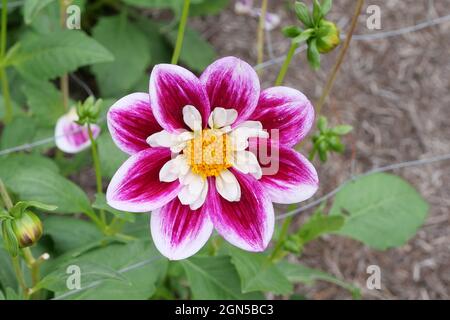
[208,170,274,252]
[150,197,214,260]
[55,113,100,154]
[251,86,314,147]
[106,148,181,212]
[107,93,162,155]
[200,57,260,126]
[258,144,319,204]
[150,64,210,133]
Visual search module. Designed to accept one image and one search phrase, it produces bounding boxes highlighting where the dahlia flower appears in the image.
[106,57,318,260]
[55,108,101,153]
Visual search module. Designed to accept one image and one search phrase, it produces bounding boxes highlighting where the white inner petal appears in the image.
[183,105,202,132]
[208,107,238,129]
[189,180,209,210]
[147,130,193,153]
[232,150,262,179]
[215,169,241,202]
[178,173,206,206]
[229,123,269,151]
[159,155,189,182]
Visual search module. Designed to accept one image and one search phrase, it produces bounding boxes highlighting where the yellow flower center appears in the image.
[183,129,232,177]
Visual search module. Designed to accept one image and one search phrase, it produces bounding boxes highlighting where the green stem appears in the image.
[22,248,38,285]
[83,209,104,231]
[0,69,12,123]
[0,0,12,124]
[269,215,293,262]
[256,0,268,74]
[59,0,71,110]
[0,177,13,210]
[315,0,365,116]
[0,0,7,58]
[274,41,298,86]
[22,249,50,299]
[87,123,106,225]
[171,0,190,65]
[11,256,29,298]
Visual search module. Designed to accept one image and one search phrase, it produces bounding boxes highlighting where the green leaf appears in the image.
[282,25,303,38]
[93,193,135,223]
[181,256,263,300]
[36,261,129,292]
[229,248,292,295]
[0,290,5,300]
[0,154,59,181]
[1,166,92,215]
[294,2,312,27]
[293,28,314,44]
[23,0,55,24]
[317,116,328,132]
[166,27,216,72]
[97,133,128,180]
[92,16,151,98]
[5,287,22,300]
[321,0,332,16]
[10,30,113,81]
[307,38,321,69]
[190,0,229,16]
[2,220,19,257]
[0,116,37,149]
[332,125,353,135]
[0,94,21,120]
[134,19,172,65]
[328,136,344,152]
[55,151,90,176]
[28,0,86,34]
[0,247,16,289]
[297,211,344,245]
[279,262,360,298]
[312,0,323,24]
[49,240,167,299]
[22,80,64,126]
[10,201,57,218]
[43,216,103,253]
[330,173,429,250]
[121,214,151,239]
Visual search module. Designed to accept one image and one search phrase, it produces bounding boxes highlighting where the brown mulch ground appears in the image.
[191,0,450,300]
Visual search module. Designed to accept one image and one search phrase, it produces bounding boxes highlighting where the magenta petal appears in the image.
[200,57,260,126]
[150,64,210,132]
[151,197,214,260]
[255,142,319,204]
[208,170,274,252]
[106,148,181,212]
[251,86,314,147]
[107,93,162,155]
[55,111,101,154]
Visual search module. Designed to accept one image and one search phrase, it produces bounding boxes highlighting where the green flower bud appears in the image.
[11,211,43,248]
[76,96,103,125]
[283,235,302,254]
[316,20,340,54]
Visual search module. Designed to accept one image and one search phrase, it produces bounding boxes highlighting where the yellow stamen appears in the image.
[183,129,232,178]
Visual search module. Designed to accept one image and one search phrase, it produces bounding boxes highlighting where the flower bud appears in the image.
[76,96,102,125]
[11,211,43,248]
[316,20,340,54]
